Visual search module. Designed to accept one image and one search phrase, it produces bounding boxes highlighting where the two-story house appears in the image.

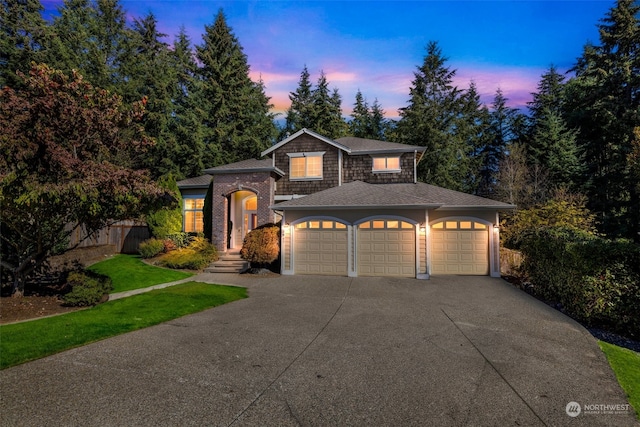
[178,128,514,279]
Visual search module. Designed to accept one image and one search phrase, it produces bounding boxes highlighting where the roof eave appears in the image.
[203,167,284,177]
[350,147,427,156]
[436,205,516,211]
[177,184,210,190]
[271,204,443,211]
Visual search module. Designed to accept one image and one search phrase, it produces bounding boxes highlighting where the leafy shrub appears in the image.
[501,194,596,249]
[138,238,165,258]
[166,232,192,248]
[241,224,280,267]
[520,226,640,338]
[157,237,218,270]
[146,174,182,239]
[62,271,113,306]
[163,239,177,253]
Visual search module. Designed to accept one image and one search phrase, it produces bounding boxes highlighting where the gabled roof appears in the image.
[177,174,212,189]
[203,158,285,176]
[272,181,515,211]
[261,128,350,157]
[261,129,425,159]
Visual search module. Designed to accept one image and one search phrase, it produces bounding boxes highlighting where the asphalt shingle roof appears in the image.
[202,158,284,176]
[336,137,425,154]
[177,174,212,189]
[273,181,515,210]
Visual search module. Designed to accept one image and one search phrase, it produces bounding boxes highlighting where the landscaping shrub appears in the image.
[62,271,113,306]
[520,226,640,338]
[157,237,218,270]
[138,238,165,258]
[241,224,280,268]
[501,194,596,249]
[146,174,182,239]
[166,232,192,249]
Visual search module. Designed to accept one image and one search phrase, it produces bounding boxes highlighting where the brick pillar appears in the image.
[212,193,228,252]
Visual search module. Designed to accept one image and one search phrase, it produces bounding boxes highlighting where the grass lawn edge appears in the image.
[598,340,640,420]
[0,281,247,370]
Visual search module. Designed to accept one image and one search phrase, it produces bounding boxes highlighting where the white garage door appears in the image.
[358,219,415,277]
[294,220,348,275]
[431,220,489,275]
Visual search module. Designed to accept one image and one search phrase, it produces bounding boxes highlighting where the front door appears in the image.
[241,195,258,245]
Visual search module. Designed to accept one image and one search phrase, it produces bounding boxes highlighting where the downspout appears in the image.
[338,150,343,186]
[414,150,417,184]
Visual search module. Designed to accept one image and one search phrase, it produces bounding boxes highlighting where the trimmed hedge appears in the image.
[62,271,113,306]
[520,226,640,338]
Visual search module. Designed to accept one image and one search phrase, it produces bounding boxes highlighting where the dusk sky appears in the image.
[44,1,615,118]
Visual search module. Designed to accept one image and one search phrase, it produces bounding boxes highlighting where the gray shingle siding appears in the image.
[274,134,340,196]
[343,152,415,184]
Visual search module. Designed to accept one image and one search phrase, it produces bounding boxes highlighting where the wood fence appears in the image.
[68,220,150,254]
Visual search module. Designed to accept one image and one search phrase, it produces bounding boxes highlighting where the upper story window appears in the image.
[372,156,401,173]
[288,152,325,180]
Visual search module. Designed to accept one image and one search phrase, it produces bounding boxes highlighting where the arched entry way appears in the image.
[228,190,258,249]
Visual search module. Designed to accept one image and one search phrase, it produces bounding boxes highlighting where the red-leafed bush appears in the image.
[240,224,280,268]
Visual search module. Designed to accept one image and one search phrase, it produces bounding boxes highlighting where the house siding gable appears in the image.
[343,152,415,184]
[273,134,340,196]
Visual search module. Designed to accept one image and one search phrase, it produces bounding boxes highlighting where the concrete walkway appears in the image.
[1,274,637,426]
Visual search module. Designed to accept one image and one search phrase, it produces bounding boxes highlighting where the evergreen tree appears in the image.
[0,0,49,88]
[283,67,346,139]
[349,89,370,138]
[394,41,469,191]
[528,65,566,120]
[477,89,520,197]
[458,81,491,194]
[195,10,276,167]
[49,0,134,93]
[168,28,205,178]
[369,98,390,141]
[127,12,178,178]
[531,107,582,188]
[527,66,582,189]
[282,66,313,138]
[565,0,640,239]
[349,91,390,140]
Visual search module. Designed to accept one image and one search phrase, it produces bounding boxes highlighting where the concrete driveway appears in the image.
[1,275,637,426]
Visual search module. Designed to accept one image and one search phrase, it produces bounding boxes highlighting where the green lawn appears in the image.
[0,282,247,369]
[88,254,192,293]
[599,341,640,419]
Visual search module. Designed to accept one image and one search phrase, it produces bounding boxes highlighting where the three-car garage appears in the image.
[288,216,493,278]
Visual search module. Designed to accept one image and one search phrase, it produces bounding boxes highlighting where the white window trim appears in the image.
[371,155,401,173]
[287,151,325,181]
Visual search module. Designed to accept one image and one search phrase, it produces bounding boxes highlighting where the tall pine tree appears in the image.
[168,27,206,179]
[0,0,49,88]
[49,0,134,94]
[394,41,470,191]
[565,0,640,239]
[196,10,276,167]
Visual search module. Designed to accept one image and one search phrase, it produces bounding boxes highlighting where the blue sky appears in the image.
[44,0,615,118]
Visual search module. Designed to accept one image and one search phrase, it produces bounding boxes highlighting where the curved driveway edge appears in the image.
[1,275,637,426]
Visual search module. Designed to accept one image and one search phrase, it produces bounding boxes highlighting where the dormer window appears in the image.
[288,152,324,180]
[372,156,401,173]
